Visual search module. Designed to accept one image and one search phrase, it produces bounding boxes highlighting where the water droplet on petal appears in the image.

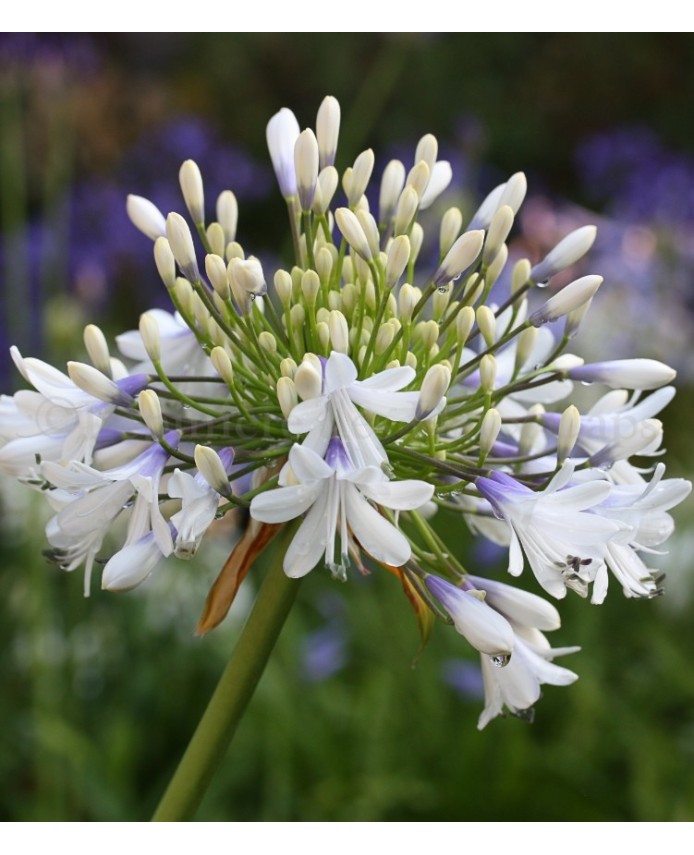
[490,653,511,668]
[438,285,449,293]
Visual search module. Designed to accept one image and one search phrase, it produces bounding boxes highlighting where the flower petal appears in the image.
[344,484,411,567]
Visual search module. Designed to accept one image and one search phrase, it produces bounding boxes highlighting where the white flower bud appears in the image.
[479,354,497,392]
[419,320,439,350]
[313,166,338,215]
[205,253,230,299]
[267,107,300,197]
[479,408,502,459]
[476,305,496,349]
[216,190,238,244]
[210,346,234,386]
[335,208,372,261]
[139,313,161,362]
[294,128,319,212]
[379,159,406,225]
[138,389,164,438]
[415,134,438,169]
[529,275,603,327]
[512,258,532,293]
[205,222,225,258]
[409,222,424,265]
[398,283,418,322]
[565,297,593,338]
[467,182,507,231]
[356,209,380,259]
[280,357,297,378]
[432,287,450,322]
[416,364,450,419]
[315,246,333,283]
[153,237,176,289]
[385,235,411,289]
[126,194,166,240]
[455,307,474,346]
[347,149,375,207]
[375,324,395,355]
[316,321,329,351]
[301,269,320,306]
[83,324,111,376]
[405,351,417,370]
[276,376,298,418]
[483,205,514,266]
[294,358,322,400]
[440,207,463,256]
[514,326,538,374]
[179,159,205,225]
[328,310,350,354]
[485,243,508,289]
[434,230,484,286]
[67,362,131,405]
[166,212,199,281]
[393,186,419,236]
[316,95,340,169]
[568,359,676,390]
[226,241,245,262]
[274,269,293,307]
[557,404,581,464]
[194,444,232,497]
[258,331,277,354]
[406,160,431,199]
[498,171,527,214]
[228,256,267,310]
[531,225,597,283]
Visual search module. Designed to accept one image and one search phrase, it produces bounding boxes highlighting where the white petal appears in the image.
[101,534,163,591]
[344,485,411,567]
[348,387,420,422]
[325,351,358,392]
[355,477,434,510]
[288,443,334,481]
[283,498,329,577]
[250,481,325,524]
[355,365,415,392]
[419,160,452,209]
[287,396,330,435]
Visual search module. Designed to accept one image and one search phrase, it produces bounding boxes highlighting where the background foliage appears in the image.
[1,32,694,821]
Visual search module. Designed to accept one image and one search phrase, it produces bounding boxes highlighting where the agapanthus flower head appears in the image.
[0,95,689,729]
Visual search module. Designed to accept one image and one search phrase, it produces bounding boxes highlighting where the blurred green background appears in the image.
[2,33,694,821]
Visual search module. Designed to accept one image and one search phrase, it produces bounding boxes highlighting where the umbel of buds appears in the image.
[0,95,689,731]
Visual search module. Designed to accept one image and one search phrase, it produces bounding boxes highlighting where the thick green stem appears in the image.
[151,557,301,821]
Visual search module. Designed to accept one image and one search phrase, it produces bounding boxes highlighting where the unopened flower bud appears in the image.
[467,182,506,231]
[313,166,338,215]
[316,95,340,169]
[398,283,418,322]
[301,269,320,305]
[483,205,514,266]
[485,244,508,289]
[498,171,527,214]
[417,364,450,419]
[420,161,452,210]
[479,354,497,392]
[531,225,597,283]
[476,306,496,349]
[195,444,233,497]
[328,310,350,354]
[409,223,424,265]
[258,331,277,354]
[210,346,234,386]
[216,190,238,244]
[456,306,475,346]
[267,107,300,198]
[83,324,111,377]
[205,222,225,258]
[139,313,161,362]
[479,408,502,459]
[274,269,293,307]
[379,159,406,225]
[568,359,676,390]
[565,298,593,339]
[393,186,419,236]
[335,208,372,261]
[153,237,176,289]
[166,212,199,282]
[139,389,164,437]
[315,246,334,283]
[557,404,581,464]
[440,207,463,256]
[295,128,319,211]
[512,258,532,293]
[126,194,166,241]
[434,230,484,286]
[356,209,380,259]
[406,160,430,199]
[514,326,538,374]
[68,362,134,405]
[375,324,395,355]
[276,376,298,418]
[347,149,375,207]
[432,287,450,322]
[179,159,205,225]
[205,253,230,299]
[294,358,322,400]
[385,235,410,289]
[530,275,603,327]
